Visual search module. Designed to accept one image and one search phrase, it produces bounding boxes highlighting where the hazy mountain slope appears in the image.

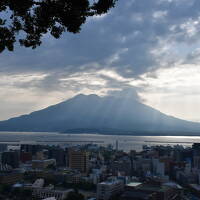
[0,94,200,134]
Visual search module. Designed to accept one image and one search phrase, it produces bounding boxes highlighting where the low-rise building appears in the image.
[32,188,73,200]
[135,182,181,200]
[32,159,56,169]
[0,171,23,184]
[97,179,124,200]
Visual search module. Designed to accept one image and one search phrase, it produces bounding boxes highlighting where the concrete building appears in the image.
[0,163,12,171]
[20,151,32,163]
[194,156,200,170]
[120,190,156,200]
[0,144,7,152]
[36,151,46,160]
[0,171,23,184]
[110,159,131,176]
[1,151,20,168]
[48,148,66,167]
[32,159,56,169]
[65,173,82,184]
[97,179,124,200]
[21,144,42,156]
[135,182,181,200]
[68,149,89,173]
[32,188,73,200]
[32,178,45,188]
[152,159,165,178]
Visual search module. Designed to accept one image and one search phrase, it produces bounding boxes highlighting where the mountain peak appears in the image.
[0,93,200,135]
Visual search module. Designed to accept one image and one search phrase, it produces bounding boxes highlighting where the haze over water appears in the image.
[1,132,200,152]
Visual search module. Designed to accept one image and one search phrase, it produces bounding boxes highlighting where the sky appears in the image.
[1,0,200,122]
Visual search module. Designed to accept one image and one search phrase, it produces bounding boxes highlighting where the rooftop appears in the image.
[137,184,170,193]
[99,179,122,185]
[121,191,151,200]
[190,184,200,191]
[126,182,142,187]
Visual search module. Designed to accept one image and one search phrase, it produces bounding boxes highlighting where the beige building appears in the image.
[68,149,89,173]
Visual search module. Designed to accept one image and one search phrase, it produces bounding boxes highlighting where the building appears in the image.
[97,179,124,200]
[152,159,168,179]
[25,170,55,181]
[68,149,89,173]
[32,188,73,200]
[0,144,7,152]
[135,182,181,200]
[0,171,23,184]
[0,163,12,172]
[32,159,56,169]
[120,190,156,200]
[110,160,132,176]
[21,144,43,156]
[48,148,66,167]
[194,156,200,170]
[65,172,82,184]
[32,179,45,188]
[1,151,20,168]
[120,182,156,200]
[36,151,46,160]
[20,151,32,163]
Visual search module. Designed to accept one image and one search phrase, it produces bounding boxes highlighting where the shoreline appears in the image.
[1,131,200,137]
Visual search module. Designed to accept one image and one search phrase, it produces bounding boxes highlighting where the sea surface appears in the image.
[0,132,200,152]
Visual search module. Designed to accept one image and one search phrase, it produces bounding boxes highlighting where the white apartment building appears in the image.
[97,179,124,200]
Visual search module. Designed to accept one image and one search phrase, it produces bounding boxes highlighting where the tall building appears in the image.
[20,144,42,156]
[152,159,165,177]
[116,140,119,151]
[68,149,89,173]
[48,148,66,167]
[193,143,200,168]
[194,156,200,170]
[0,144,7,152]
[20,151,32,163]
[1,151,19,168]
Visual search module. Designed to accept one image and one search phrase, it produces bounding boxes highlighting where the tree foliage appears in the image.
[0,185,32,200]
[64,191,84,200]
[0,0,117,52]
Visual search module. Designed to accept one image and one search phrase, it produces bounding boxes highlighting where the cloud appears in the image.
[1,0,196,76]
[2,0,200,76]
[107,87,141,102]
[1,0,200,120]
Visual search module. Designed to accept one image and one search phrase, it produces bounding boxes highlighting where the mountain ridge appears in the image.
[0,94,200,135]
